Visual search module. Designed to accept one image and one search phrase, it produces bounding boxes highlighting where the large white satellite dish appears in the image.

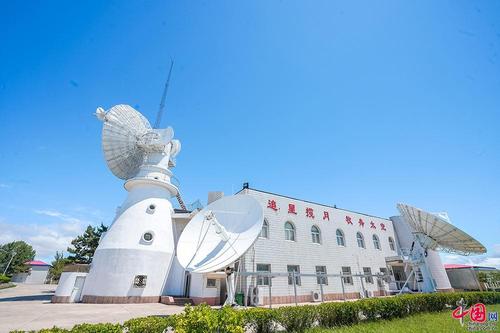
[397,203,486,255]
[177,195,264,273]
[98,105,152,180]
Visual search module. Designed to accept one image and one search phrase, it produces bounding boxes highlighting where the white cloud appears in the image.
[0,210,101,262]
[442,244,500,269]
[0,183,11,189]
[35,209,86,224]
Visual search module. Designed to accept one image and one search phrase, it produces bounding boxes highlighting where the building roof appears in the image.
[237,186,391,221]
[25,260,50,266]
[444,263,496,270]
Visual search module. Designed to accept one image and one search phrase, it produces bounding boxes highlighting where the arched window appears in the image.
[373,234,381,250]
[388,237,395,251]
[285,222,296,241]
[336,229,345,246]
[356,232,365,248]
[311,225,321,244]
[260,219,269,238]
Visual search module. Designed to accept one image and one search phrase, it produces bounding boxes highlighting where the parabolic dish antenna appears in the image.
[397,203,486,255]
[177,195,264,273]
[99,104,152,180]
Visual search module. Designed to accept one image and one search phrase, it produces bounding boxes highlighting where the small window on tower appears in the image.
[143,232,154,243]
[146,204,156,214]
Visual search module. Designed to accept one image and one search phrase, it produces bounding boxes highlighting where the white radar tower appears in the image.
[81,104,181,302]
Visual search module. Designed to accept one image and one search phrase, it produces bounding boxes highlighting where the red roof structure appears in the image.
[444,264,472,269]
[25,260,50,266]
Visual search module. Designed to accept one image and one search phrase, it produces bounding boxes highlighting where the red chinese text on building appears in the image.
[267,199,278,211]
[380,223,387,231]
[346,216,353,224]
[288,203,297,215]
[358,218,365,227]
[370,221,376,229]
[306,207,314,219]
[323,211,330,221]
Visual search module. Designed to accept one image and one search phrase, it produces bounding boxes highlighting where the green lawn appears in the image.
[307,304,500,333]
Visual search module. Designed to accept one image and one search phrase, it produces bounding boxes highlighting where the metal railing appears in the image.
[237,271,393,308]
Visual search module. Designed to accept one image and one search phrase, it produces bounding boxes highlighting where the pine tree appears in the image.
[67,223,108,264]
[48,251,70,283]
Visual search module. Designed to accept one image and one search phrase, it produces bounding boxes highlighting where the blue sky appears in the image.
[0,1,499,266]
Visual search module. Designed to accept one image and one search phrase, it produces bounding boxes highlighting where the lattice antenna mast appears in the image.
[154,59,174,129]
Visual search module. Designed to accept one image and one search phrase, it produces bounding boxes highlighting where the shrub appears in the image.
[242,307,278,333]
[70,323,123,333]
[316,301,359,328]
[0,274,11,284]
[38,328,70,333]
[175,304,243,333]
[123,316,176,333]
[274,305,317,333]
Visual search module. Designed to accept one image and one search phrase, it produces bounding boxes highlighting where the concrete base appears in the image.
[437,288,455,293]
[81,295,161,304]
[51,296,71,303]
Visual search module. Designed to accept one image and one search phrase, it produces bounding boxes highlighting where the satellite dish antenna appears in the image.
[397,204,486,255]
[396,203,486,293]
[176,195,263,305]
[98,105,152,180]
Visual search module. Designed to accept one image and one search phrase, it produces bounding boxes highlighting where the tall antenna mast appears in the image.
[154,59,174,129]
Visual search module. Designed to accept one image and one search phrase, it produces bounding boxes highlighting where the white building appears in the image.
[168,186,452,306]
[12,260,50,284]
[54,185,453,305]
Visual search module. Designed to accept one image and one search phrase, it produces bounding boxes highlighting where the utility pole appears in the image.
[3,251,16,275]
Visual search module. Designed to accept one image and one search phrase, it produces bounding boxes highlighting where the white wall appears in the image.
[240,189,398,297]
[12,266,49,284]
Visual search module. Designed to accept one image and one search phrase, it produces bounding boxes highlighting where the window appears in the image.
[336,229,345,246]
[341,266,353,285]
[356,232,365,248]
[206,278,217,288]
[260,219,269,238]
[256,264,271,286]
[142,231,154,243]
[287,265,301,286]
[373,235,381,250]
[363,267,373,284]
[285,222,296,241]
[388,237,395,251]
[311,225,321,244]
[315,266,328,285]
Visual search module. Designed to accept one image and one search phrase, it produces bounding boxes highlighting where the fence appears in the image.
[236,271,395,308]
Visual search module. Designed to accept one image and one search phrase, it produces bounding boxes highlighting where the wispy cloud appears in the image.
[0,183,11,189]
[442,244,500,269]
[35,209,86,224]
[0,209,102,262]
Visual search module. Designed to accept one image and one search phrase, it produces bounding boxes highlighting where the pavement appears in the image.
[0,284,185,333]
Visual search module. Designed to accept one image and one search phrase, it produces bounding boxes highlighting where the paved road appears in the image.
[0,284,184,333]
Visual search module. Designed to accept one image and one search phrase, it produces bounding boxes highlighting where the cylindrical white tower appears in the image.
[80,105,182,303]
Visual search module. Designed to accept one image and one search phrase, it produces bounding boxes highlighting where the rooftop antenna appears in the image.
[154,59,174,129]
[152,59,187,210]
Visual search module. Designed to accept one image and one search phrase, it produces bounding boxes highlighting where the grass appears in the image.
[307,304,500,333]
